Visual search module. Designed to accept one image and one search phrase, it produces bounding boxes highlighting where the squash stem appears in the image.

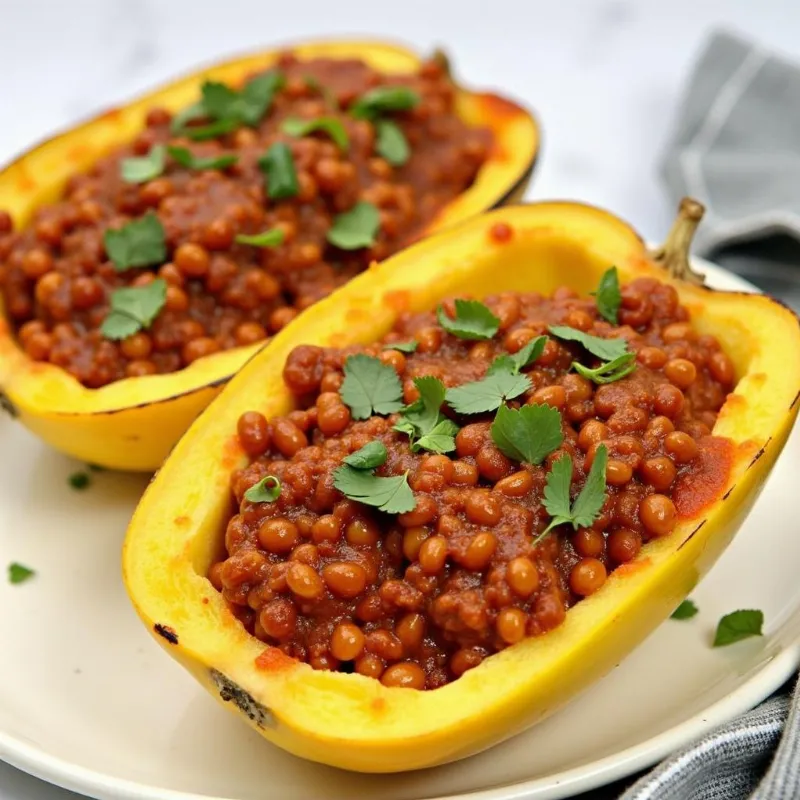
[431,48,453,80]
[651,197,706,285]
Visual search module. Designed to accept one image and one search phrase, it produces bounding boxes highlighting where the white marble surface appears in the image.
[2,1,800,798]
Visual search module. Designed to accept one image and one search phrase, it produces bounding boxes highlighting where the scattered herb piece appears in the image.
[69,471,91,490]
[303,76,339,109]
[234,229,285,248]
[244,475,282,503]
[384,340,418,354]
[375,119,410,166]
[103,212,167,271]
[100,279,168,340]
[343,441,388,470]
[671,599,699,620]
[548,325,631,362]
[573,352,637,385]
[8,563,35,585]
[281,116,349,151]
[713,610,764,647]
[394,376,459,453]
[350,86,421,119]
[437,299,500,341]
[326,202,381,250]
[446,369,530,415]
[507,336,548,373]
[258,142,299,200]
[333,465,415,514]
[592,266,622,325]
[538,444,608,542]
[121,144,166,183]
[490,403,564,466]
[167,145,238,171]
[340,354,404,420]
[172,71,285,139]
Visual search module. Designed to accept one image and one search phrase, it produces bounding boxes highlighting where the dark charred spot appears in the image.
[0,391,18,418]
[722,485,735,501]
[677,519,707,551]
[749,439,771,468]
[791,390,800,411]
[210,669,274,729]
[154,623,179,644]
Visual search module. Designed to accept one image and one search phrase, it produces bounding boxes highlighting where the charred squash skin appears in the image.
[122,200,800,773]
[0,39,538,471]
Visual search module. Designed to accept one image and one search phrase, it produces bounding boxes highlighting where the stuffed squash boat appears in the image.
[123,199,800,772]
[0,40,537,471]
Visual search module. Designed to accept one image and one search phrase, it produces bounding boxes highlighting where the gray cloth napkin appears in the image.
[604,30,800,800]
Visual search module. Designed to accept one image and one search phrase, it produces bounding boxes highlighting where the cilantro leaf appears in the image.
[234,229,285,248]
[69,471,91,490]
[121,144,166,183]
[437,299,500,341]
[103,212,167,271]
[415,417,459,453]
[491,403,564,465]
[238,71,286,126]
[375,119,410,166]
[281,116,349,151]
[244,475,281,503]
[332,465,415,514]
[167,145,238,171]
[384,340,418,353]
[549,325,630,362]
[258,143,299,200]
[592,266,622,324]
[340,354,403,420]
[326,202,380,250]
[351,86,421,119]
[100,279,167,340]
[537,444,608,542]
[671,599,699,620]
[303,75,339,109]
[394,377,459,453]
[713,610,764,647]
[446,370,531,414]
[574,352,637,384]
[8,562,35,585]
[343,441,387,469]
[509,336,548,372]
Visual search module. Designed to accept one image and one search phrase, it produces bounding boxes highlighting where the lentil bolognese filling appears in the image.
[0,54,490,388]
[210,271,736,690]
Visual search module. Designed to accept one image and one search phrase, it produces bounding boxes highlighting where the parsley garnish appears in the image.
[8,563,35,585]
[592,266,622,324]
[258,142,299,199]
[350,86,421,119]
[326,202,381,250]
[68,471,91,490]
[343,441,388,469]
[394,376,459,453]
[234,229,285,248]
[172,71,285,139]
[281,116,349,151]
[167,145,238,171]
[243,475,281,503]
[549,325,635,385]
[121,144,166,183]
[437,299,500,341]
[339,354,403,420]
[713,610,764,647]
[375,120,410,166]
[384,340,418,354]
[446,336,547,414]
[537,444,608,542]
[490,403,564,465]
[333,465,415,514]
[671,599,699,620]
[100,279,167,340]
[103,213,167,271]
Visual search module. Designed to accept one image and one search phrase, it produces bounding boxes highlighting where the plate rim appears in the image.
[3,255,798,800]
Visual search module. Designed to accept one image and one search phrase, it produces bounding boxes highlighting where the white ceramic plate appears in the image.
[2,259,799,800]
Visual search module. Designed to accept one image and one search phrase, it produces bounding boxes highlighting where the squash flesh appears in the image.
[0,40,538,470]
[123,201,800,772]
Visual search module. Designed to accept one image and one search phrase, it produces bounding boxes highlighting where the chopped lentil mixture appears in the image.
[0,54,490,388]
[210,274,736,690]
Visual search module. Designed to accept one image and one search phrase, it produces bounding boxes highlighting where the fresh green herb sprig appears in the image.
[592,266,622,324]
[327,202,381,250]
[339,354,403,419]
[437,299,500,341]
[549,325,636,385]
[8,563,35,584]
[713,609,764,647]
[121,145,166,183]
[258,142,299,200]
[671,599,699,620]
[281,116,349,151]
[167,145,239,171]
[244,475,281,503]
[103,213,166,272]
[394,377,459,453]
[100,279,168,340]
